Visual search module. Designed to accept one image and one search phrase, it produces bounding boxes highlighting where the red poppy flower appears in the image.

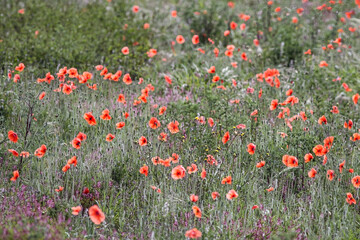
[319,61,328,67]
[190,194,198,202]
[117,94,126,104]
[62,164,71,172]
[20,151,30,158]
[121,47,129,55]
[226,189,238,200]
[313,145,324,156]
[160,158,171,167]
[187,164,198,174]
[323,136,334,149]
[71,206,82,215]
[221,176,232,185]
[171,165,186,180]
[139,136,148,146]
[147,49,157,58]
[123,73,132,85]
[212,75,220,82]
[247,143,256,155]
[342,83,352,92]
[304,49,311,55]
[282,155,298,168]
[327,170,335,181]
[352,93,359,105]
[100,109,111,120]
[339,160,345,173]
[168,121,179,134]
[351,176,360,188]
[308,168,317,178]
[230,21,237,30]
[67,156,77,166]
[192,35,199,45]
[192,206,201,218]
[72,138,82,149]
[241,52,248,61]
[83,187,90,194]
[77,132,87,141]
[82,71,93,81]
[222,131,230,144]
[350,133,360,142]
[213,47,219,57]
[143,23,150,29]
[116,122,125,129]
[34,144,47,158]
[159,106,167,115]
[139,165,149,176]
[208,118,214,127]
[132,5,139,13]
[185,228,202,239]
[256,161,265,168]
[106,133,115,142]
[100,67,108,76]
[38,91,46,100]
[344,120,353,129]
[212,192,220,200]
[270,99,278,111]
[13,74,20,83]
[15,63,25,72]
[304,153,313,163]
[299,111,307,121]
[201,168,206,179]
[68,68,78,78]
[84,112,96,126]
[176,35,185,44]
[89,205,106,225]
[158,132,168,141]
[250,109,258,116]
[8,130,18,143]
[346,193,356,205]
[10,170,19,181]
[164,75,172,85]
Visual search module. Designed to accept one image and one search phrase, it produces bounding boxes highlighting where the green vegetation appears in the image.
[1,0,360,239]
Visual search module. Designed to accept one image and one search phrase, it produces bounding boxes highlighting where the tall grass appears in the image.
[1,0,360,239]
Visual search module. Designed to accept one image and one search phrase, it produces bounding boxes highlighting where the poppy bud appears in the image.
[83,187,90,194]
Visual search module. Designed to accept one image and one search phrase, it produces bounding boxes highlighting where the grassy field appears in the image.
[1,0,360,239]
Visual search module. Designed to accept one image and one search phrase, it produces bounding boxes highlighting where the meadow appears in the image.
[1,0,360,239]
